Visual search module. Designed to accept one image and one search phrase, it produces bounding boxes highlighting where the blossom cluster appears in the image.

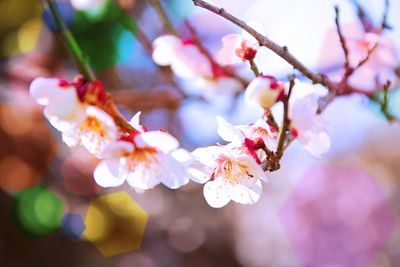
[29,71,330,208]
[29,11,398,208]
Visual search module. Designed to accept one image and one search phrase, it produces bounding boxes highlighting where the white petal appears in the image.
[94,159,125,187]
[79,107,118,156]
[216,116,244,145]
[61,128,80,147]
[125,162,161,190]
[290,93,319,130]
[29,77,61,106]
[135,131,179,153]
[216,34,243,65]
[300,130,331,157]
[235,154,268,182]
[159,153,189,189]
[129,111,144,132]
[171,148,193,165]
[191,146,226,168]
[99,141,134,159]
[231,179,262,205]
[203,180,232,208]
[152,35,181,66]
[43,106,85,132]
[187,161,213,184]
[171,45,213,78]
[86,106,117,132]
[44,88,85,131]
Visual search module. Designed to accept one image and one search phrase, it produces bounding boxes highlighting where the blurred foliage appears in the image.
[71,0,136,72]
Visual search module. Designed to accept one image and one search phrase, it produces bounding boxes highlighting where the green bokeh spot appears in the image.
[71,0,137,72]
[13,185,64,238]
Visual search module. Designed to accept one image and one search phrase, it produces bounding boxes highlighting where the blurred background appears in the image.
[0,0,400,266]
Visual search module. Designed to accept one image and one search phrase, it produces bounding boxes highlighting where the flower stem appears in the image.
[249,58,260,77]
[147,0,177,35]
[275,75,295,159]
[45,0,96,82]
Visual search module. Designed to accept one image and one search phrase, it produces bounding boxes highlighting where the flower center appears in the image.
[214,155,252,184]
[79,116,109,139]
[125,146,159,171]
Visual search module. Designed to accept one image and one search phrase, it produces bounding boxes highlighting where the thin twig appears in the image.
[135,26,153,54]
[275,75,295,159]
[381,0,391,31]
[342,42,379,83]
[353,43,379,70]
[45,0,96,81]
[370,81,396,121]
[335,6,350,71]
[264,108,279,132]
[147,0,177,34]
[349,0,374,32]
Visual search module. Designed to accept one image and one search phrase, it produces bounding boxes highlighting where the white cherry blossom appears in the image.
[190,145,267,208]
[216,22,264,65]
[289,93,331,156]
[94,113,193,190]
[30,77,86,132]
[216,116,278,152]
[152,35,213,79]
[189,116,269,208]
[30,77,117,156]
[62,106,118,157]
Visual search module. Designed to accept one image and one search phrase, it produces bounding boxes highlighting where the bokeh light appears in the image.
[83,191,148,257]
[12,185,64,238]
[279,165,396,267]
[0,0,42,57]
[61,213,86,239]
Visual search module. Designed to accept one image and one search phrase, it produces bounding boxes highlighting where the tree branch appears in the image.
[192,0,335,91]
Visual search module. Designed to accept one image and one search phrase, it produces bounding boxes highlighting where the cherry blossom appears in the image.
[94,113,193,190]
[349,33,398,72]
[216,116,278,152]
[29,77,87,132]
[189,116,269,208]
[289,93,331,156]
[190,145,267,208]
[62,106,118,157]
[216,22,264,65]
[152,35,213,79]
[347,32,399,90]
[30,77,117,156]
[244,75,284,109]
